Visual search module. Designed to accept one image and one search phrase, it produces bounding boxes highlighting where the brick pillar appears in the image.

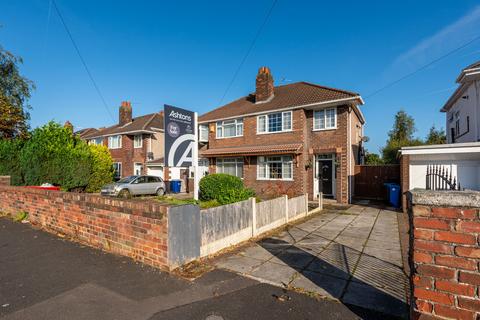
[410,190,480,320]
[400,154,410,213]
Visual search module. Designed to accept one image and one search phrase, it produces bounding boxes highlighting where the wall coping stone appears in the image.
[409,188,480,208]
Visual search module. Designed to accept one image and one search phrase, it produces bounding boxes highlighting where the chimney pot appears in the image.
[119,101,132,125]
[255,66,274,103]
[64,121,73,132]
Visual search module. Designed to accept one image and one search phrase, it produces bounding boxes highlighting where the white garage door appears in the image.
[147,167,164,179]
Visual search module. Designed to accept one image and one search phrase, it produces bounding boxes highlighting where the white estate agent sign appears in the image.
[164,104,199,199]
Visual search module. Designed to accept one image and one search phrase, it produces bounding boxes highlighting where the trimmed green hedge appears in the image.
[199,173,255,205]
[0,121,114,192]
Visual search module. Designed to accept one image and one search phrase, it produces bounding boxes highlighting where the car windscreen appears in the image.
[117,176,137,183]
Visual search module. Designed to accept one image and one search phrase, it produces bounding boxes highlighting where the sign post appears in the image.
[164,104,199,200]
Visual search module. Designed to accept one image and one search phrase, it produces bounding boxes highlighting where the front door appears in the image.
[316,156,334,197]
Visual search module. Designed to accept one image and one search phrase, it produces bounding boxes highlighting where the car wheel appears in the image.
[118,189,131,199]
[156,188,165,196]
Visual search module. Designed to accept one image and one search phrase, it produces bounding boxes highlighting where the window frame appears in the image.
[216,157,244,178]
[216,119,243,139]
[313,107,337,131]
[108,135,122,149]
[257,111,293,134]
[113,162,122,179]
[257,155,294,181]
[199,125,209,142]
[133,135,143,148]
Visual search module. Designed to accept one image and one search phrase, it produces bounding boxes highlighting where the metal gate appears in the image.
[354,165,400,200]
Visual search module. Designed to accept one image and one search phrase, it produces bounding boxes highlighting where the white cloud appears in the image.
[393,6,480,68]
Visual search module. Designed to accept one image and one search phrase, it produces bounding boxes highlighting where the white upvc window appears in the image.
[134,134,143,148]
[313,108,337,130]
[257,111,292,134]
[199,125,209,142]
[216,119,243,138]
[108,135,122,149]
[113,162,122,179]
[216,158,243,178]
[257,156,293,180]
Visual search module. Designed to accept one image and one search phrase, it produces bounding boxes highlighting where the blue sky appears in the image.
[2,0,480,152]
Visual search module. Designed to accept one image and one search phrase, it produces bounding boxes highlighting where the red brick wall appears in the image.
[400,154,410,212]
[411,203,480,320]
[0,186,169,269]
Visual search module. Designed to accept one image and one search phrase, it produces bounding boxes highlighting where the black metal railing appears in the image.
[426,164,461,191]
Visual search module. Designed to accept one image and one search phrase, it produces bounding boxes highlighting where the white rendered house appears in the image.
[441,61,480,143]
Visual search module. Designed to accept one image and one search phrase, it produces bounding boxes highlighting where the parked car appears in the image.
[101,175,165,198]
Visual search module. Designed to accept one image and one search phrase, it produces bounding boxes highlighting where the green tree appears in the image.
[19,122,92,191]
[0,138,24,185]
[86,144,114,192]
[381,110,421,164]
[425,125,446,145]
[364,152,384,165]
[0,46,35,139]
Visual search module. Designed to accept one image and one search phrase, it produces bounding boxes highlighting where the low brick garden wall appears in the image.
[0,185,171,269]
[409,189,480,320]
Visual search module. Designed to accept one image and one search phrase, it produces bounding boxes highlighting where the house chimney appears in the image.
[255,66,274,103]
[119,101,132,125]
[64,121,73,132]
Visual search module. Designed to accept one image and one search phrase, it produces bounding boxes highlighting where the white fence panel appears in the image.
[200,199,252,257]
[255,196,286,235]
[288,195,308,221]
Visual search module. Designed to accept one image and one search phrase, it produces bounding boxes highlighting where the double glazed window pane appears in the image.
[268,113,282,132]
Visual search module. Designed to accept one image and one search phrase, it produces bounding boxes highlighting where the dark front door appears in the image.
[317,159,333,196]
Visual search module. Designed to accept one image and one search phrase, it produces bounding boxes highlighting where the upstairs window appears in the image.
[134,135,143,148]
[257,111,292,134]
[216,119,243,138]
[108,135,122,149]
[199,125,209,142]
[89,138,103,145]
[314,108,337,130]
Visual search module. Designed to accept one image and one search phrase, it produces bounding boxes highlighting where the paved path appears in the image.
[0,217,395,320]
[216,204,409,319]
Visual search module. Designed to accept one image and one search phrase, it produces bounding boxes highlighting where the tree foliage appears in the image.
[0,138,24,185]
[0,46,34,139]
[86,144,114,192]
[425,125,447,145]
[364,152,384,165]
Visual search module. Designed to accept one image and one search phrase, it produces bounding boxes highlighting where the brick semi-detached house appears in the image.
[198,67,366,203]
[78,101,165,179]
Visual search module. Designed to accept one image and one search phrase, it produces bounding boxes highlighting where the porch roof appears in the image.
[200,143,303,157]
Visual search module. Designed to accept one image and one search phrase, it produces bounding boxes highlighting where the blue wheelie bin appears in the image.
[170,180,182,193]
[384,183,401,208]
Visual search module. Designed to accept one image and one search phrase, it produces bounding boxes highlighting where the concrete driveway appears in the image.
[215,204,409,319]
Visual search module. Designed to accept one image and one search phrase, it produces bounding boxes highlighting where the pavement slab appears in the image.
[215,204,409,319]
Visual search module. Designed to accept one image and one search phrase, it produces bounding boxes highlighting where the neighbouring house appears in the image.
[198,67,365,203]
[441,61,480,143]
[79,101,165,179]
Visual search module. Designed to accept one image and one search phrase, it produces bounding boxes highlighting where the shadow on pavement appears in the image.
[259,238,408,320]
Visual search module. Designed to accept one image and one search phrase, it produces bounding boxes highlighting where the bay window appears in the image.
[314,108,337,130]
[216,158,243,178]
[257,111,292,134]
[257,156,293,180]
[216,119,243,138]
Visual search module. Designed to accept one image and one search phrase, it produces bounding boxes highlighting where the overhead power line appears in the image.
[366,34,480,99]
[51,0,115,122]
[218,0,278,105]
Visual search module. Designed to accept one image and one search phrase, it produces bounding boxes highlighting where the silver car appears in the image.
[101,175,166,198]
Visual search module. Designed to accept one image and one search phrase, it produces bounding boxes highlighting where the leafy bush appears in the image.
[199,173,255,204]
[19,122,90,191]
[86,144,114,192]
[0,138,24,185]
[216,187,256,205]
